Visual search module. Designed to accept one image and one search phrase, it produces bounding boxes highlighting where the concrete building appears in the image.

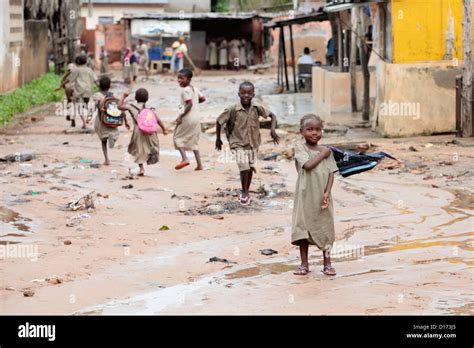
[80,0,211,29]
[0,0,49,94]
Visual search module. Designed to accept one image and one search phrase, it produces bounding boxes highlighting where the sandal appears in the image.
[239,194,250,206]
[321,266,336,276]
[293,265,310,276]
[175,161,190,170]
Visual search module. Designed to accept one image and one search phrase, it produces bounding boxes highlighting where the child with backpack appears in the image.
[173,68,206,171]
[68,54,96,129]
[215,81,279,206]
[119,88,168,176]
[292,114,339,276]
[93,76,129,165]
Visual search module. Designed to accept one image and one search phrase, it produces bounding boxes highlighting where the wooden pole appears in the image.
[358,7,370,121]
[277,28,281,86]
[289,25,298,93]
[281,26,290,91]
[350,8,358,112]
[462,0,473,137]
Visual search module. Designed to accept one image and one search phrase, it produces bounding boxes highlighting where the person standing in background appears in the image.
[239,39,248,69]
[99,46,109,74]
[228,38,240,70]
[209,39,218,69]
[218,38,228,70]
[138,39,150,80]
[176,36,188,71]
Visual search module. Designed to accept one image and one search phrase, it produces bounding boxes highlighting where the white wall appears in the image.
[81,5,165,29]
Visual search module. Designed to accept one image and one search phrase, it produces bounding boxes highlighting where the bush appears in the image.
[0,72,64,126]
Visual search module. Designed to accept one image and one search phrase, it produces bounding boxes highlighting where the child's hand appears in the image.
[175,116,182,126]
[321,192,330,209]
[215,138,223,151]
[163,129,168,135]
[321,147,331,158]
[123,92,130,98]
[125,123,131,130]
[270,130,280,145]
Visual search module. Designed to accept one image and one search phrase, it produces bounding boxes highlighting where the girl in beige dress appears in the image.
[119,88,168,176]
[173,68,206,171]
[292,114,339,276]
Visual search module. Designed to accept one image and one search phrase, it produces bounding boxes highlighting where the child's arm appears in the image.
[156,116,168,135]
[302,147,331,171]
[268,112,279,145]
[321,172,335,209]
[215,122,223,151]
[199,95,206,103]
[118,92,130,111]
[176,100,192,125]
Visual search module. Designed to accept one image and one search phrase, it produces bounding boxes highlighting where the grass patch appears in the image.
[0,71,64,126]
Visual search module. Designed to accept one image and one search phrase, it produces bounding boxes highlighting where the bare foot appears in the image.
[103,160,110,166]
[195,165,203,171]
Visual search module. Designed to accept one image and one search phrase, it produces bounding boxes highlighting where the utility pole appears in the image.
[358,6,370,121]
[462,0,473,137]
[350,7,358,112]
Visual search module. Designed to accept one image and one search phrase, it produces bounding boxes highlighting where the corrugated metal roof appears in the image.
[121,12,274,20]
[81,0,168,4]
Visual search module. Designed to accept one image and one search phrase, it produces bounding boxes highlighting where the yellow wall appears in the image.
[391,0,472,63]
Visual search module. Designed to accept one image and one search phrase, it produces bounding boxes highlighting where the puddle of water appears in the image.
[0,207,32,233]
[448,302,474,315]
[261,93,314,126]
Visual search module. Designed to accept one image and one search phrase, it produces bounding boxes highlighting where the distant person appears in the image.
[239,38,248,69]
[68,54,96,129]
[173,68,206,171]
[130,44,139,83]
[215,81,279,206]
[99,46,109,74]
[208,39,218,69]
[93,76,130,165]
[55,63,76,122]
[176,36,188,70]
[297,47,315,65]
[138,39,150,80]
[228,38,240,70]
[122,47,132,84]
[326,38,334,66]
[171,41,183,74]
[218,38,228,70]
[119,88,167,177]
[292,114,338,276]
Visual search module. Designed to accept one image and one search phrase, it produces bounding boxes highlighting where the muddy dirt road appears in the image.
[0,72,472,315]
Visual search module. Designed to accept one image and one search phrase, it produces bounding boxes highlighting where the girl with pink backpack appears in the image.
[119,88,168,176]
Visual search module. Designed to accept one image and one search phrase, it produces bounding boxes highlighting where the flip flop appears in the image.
[293,265,310,276]
[321,266,336,276]
[239,194,250,206]
[175,161,190,170]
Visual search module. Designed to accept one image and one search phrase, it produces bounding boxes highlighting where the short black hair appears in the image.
[300,114,323,130]
[239,81,254,91]
[98,76,111,90]
[304,47,310,55]
[75,54,87,65]
[178,68,193,79]
[135,88,149,103]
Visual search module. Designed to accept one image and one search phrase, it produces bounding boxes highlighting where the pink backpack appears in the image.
[132,106,158,135]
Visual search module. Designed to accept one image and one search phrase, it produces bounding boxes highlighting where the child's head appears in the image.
[98,76,111,91]
[135,88,149,103]
[304,47,310,55]
[177,68,193,87]
[238,81,255,106]
[75,54,87,66]
[300,114,323,145]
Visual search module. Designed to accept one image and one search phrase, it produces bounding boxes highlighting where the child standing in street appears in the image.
[216,81,279,206]
[68,54,96,129]
[93,76,130,165]
[119,88,168,176]
[173,68,206,171]
[292,114,339,276]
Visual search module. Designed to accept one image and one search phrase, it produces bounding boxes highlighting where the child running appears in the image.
[119,88,168,176]
[216,81,279,206]
[292,114,339,276]
[173,68,206,171]
[93,76,130,165]
[68,54,96,129]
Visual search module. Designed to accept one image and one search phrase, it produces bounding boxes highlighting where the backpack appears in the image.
[224,104,265,140]
[99,92,123,128]
[330,146,397,178]
[131,105,158,135]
